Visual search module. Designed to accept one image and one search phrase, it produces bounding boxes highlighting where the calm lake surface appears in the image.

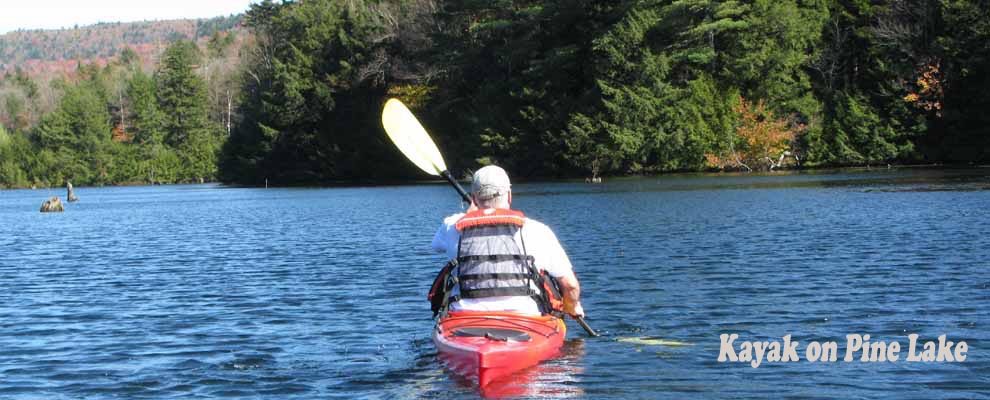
[2,168,989,399]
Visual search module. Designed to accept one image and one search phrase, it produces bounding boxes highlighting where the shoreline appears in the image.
[3,163,987,191]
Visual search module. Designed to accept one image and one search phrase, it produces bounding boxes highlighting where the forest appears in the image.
[1,0,988,188]
[0,16,243,70]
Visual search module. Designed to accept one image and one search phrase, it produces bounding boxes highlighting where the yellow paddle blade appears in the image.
[381,98,446,176]
[617,337,693,347]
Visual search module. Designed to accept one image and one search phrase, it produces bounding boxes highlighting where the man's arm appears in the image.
[432,213,466,256]
[430,223,448,253]
[527,221,585,319]
[556,271,585,318]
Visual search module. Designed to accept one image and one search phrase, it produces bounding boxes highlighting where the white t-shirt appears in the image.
[431,211,574,315]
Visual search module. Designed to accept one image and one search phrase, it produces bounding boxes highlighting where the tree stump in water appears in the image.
[40,196,64,212]
[66,181,79,202]
[586,158,603,183]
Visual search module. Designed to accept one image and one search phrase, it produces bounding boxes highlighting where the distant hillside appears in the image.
[0,15,243,77]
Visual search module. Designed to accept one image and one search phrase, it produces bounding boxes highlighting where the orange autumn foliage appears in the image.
[111,124,132,143]
[902,61,943,117]
[704,152,729,169]
[706,96,802,171]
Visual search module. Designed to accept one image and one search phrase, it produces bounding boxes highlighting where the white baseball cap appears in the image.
[471,165,511,201]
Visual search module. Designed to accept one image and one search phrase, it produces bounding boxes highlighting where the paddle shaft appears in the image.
[576,316,599,337]
[439,170,472,204]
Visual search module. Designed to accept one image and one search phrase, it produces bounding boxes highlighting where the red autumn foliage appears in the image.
[1,19,244,81]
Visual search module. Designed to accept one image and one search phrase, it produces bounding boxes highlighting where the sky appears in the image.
[0,0,258,34]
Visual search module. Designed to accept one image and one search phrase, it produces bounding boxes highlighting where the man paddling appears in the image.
[431,165,585,319]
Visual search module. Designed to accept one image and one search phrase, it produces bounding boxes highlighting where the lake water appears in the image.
[1,168,988,399]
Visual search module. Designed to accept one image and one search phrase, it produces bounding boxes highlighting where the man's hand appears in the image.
[564,300,585,319]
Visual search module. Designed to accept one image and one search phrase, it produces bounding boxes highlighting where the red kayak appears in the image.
[434,311,567,387]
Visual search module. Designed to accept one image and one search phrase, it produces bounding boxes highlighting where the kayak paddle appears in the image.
[577,317,600,337]
[380,97,599,337]
[381,98,471,204]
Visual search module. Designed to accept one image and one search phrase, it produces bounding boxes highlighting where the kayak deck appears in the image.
[433,311,566,387]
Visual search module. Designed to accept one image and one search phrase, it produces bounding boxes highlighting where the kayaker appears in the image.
[431,165,585,319]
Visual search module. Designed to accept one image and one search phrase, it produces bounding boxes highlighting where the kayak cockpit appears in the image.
[452,327,532,342]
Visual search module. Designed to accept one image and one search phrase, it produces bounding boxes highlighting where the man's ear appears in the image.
[508,191,512,206]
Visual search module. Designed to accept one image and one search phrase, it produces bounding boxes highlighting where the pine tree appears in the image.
[34,81,112,184]
[128,69,164,146]
[156,40,220,181]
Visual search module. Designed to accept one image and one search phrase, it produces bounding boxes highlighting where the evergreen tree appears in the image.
[432,0,620,175]
[0,125,31,187]
[34,80,112,184]
[222,0,409,183]
[156,40,221,181]
[128,69,165,146]
[934,0,990,161]
[219,0,281,184]
[579,2,743,172]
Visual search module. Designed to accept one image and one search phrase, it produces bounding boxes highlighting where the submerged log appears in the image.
[66,181,79,202]
[40,196,64,212]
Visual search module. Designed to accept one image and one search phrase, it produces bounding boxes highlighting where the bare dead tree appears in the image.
[354,0,445,87]
[810,15,850,92]
[872,0,939,62]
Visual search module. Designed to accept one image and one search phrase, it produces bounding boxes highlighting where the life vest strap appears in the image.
[457,254,535,263]
[460,272,531,281]
[460,287,534,299]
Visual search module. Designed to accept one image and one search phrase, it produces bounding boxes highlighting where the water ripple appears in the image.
[1,170,988,398]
